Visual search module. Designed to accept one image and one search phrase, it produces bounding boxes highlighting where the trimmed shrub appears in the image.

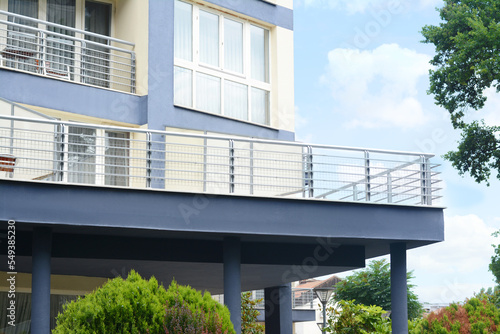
[53,271,235,334]
[53,270,168,333]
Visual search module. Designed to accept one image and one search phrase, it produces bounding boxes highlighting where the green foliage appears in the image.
[324,300,391,334]
[54,271,235,334]
[53,270,169,334]
[421,0,500,184]
[410,294,500,334]
[443,121,500,185]
[163,281,235,334]
[490,230,500,284]
[241,292,264,334]
[333,259,423,320]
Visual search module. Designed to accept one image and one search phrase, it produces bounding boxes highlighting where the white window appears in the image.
[174,0,271,125]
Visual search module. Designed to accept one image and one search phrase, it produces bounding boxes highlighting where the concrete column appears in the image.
[265,284,293,334]
[390,242,408,334]
[31,227,52,334]
[224,237,241,334]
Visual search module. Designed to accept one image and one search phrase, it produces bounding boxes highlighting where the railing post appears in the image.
[420,156,431,205]
[353,185,358,201]
[364,151,371,202]
[229,140,235,194]
[387,172,392,204]
[250,142,254,195]
[131,52,136,94]
[38,31,45,75]
[57,124,65,182]
[203,135,207,193]
[146,132,152,188]
[307,146,313,198]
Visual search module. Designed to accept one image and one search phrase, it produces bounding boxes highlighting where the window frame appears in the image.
[174,0,272,126]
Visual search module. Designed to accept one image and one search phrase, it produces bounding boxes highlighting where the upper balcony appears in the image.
[0,98,442,207]
[0,10,136,94]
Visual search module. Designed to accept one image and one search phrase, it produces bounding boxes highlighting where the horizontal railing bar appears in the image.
[0,115,435,157]
[0,11,134,46]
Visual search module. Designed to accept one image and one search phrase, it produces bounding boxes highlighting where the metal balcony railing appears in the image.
[0,11,135,93]
[213,288,317,310]
[0,104,442,206]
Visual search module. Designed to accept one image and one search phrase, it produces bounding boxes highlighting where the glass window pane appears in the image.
[251,88,269,125]
[199,10,219,67]
[224,18,243,73]
[174,66,192,107]
[196,72,221,114]
[174,0,192,61]
[251,25,269,82]
[105,132,129,187]
[47,0,76,35]
[68,127,96,184]
[8,0,38,25]
[225,81,248,121]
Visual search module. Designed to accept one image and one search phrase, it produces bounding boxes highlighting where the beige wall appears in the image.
[115,0,149,95]
[271,26,295,132]
[0,272,107,295]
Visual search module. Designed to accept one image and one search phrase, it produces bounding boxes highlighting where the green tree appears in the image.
[333,259,423,320]
[489,231,500,285]
[421,0,500,185]
[241,292,264,334]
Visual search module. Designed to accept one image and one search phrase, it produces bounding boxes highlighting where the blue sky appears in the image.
[292,0,500,304]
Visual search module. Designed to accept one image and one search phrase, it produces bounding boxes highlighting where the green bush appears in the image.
[53,271,235,334]
[410,294,500,334]
[325,300,391,334]
[163,281,235,334]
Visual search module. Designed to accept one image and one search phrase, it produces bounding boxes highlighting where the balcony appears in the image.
[0,99,441,206]
[0,11,136,93]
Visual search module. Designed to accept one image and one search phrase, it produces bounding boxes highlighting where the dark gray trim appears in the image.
[0,70,147,125]
[31,227,52,334]
[391,243,408,333]
[265,284,293,333]
[205,0,293,30]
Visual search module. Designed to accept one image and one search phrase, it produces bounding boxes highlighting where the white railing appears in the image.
[0,11,135,93]
[0,112,441,206]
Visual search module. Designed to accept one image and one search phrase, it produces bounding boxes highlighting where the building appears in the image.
[0,0,444,333]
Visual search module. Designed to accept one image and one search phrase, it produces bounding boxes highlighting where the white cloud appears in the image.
[408,214,497,303]
[322,44,432,129]
[481,87,500,127]
[298,0,441,14]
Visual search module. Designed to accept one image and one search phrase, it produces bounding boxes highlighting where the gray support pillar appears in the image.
[224,237,241,334]
[390,242,408,334]
[31,227,52,334]
[264,284,293,334]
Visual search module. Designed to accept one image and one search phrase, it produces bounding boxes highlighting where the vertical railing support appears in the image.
[203,135,208,193]
[364,151,371,202]
[131,52,136,94]
[420,156,431,205]
[57,124,65,182]
[250,142,254,195]
[146,132,152,188]
[307,146,314,198]
[387,172,393,204]
[353,184,358,201]
[229,140,235,194]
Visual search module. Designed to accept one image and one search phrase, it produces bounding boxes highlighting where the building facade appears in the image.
[0,0,444,333]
